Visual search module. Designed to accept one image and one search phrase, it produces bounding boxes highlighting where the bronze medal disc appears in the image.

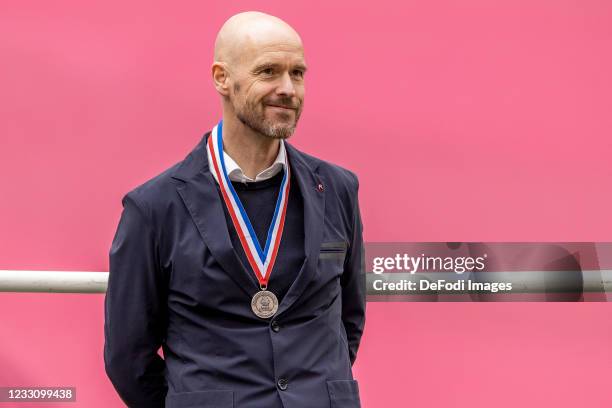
[251,290,279,319]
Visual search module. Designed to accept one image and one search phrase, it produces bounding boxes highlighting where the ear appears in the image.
[212,62,230,96]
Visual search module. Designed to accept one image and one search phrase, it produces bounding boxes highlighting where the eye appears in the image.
[292,69,304,78]
[261,67,274,75]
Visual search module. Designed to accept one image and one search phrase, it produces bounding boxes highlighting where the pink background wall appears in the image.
[1,1,611,407]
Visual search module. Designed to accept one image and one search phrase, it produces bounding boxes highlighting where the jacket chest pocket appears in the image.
[317,241,349,284]
[319,241,348,261]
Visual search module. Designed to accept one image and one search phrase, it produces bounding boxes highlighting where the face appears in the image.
[227,41,306,139]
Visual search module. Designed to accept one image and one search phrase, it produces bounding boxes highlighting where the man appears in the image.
[104,11,365,408]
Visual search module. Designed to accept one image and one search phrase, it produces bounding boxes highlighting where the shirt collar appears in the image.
[207,137,287,184]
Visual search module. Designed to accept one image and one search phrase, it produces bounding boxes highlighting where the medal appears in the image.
[251,289,279,318]
[207,120,290,319]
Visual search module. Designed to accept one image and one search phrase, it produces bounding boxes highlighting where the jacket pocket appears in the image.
[320,241,348,260]
[165,389,234,408]
[327,379,361,408]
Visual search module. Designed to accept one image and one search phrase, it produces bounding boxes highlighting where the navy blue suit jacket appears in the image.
[104,132,366,408]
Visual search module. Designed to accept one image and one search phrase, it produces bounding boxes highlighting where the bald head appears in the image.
[214,12,303,65]
[211,12,306,140]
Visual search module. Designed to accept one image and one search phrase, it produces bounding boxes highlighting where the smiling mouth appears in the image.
[266,104,295,110]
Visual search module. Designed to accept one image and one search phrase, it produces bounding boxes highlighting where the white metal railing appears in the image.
[0,271,108,293]
[0,270,611,297]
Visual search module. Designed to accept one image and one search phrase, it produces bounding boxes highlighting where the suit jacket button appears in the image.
[277,378,288,391]
[271,320,280,333]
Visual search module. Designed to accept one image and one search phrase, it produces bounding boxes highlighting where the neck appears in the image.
[221,113,280,180]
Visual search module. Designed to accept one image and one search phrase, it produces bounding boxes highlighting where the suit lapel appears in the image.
[275,142,325,317]
[171,133,258,298]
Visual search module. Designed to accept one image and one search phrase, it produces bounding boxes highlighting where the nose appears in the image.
[276,71,296,97]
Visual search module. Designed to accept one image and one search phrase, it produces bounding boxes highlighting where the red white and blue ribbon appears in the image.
[207,120,290,287]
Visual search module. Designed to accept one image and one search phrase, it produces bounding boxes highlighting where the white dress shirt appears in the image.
[206,138,287,184]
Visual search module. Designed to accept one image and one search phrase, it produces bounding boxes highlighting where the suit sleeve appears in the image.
[104,193,168,407]
[341,175,366,366]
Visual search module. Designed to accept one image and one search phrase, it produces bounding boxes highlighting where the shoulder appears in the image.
[289,145,361,235]
[120,133,209,216]
[289,144,359,194]
[121,160,184,219]
[319,159,360,193]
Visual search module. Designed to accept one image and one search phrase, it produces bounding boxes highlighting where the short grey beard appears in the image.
[234,100,300,140]
[238,114,296,139]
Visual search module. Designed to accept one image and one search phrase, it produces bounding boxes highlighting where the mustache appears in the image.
[264,98,300,109]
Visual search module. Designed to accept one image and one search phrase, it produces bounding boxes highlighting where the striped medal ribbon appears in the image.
[207,120,290,319]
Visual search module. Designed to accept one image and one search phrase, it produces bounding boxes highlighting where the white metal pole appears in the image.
[0,270,108,293]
